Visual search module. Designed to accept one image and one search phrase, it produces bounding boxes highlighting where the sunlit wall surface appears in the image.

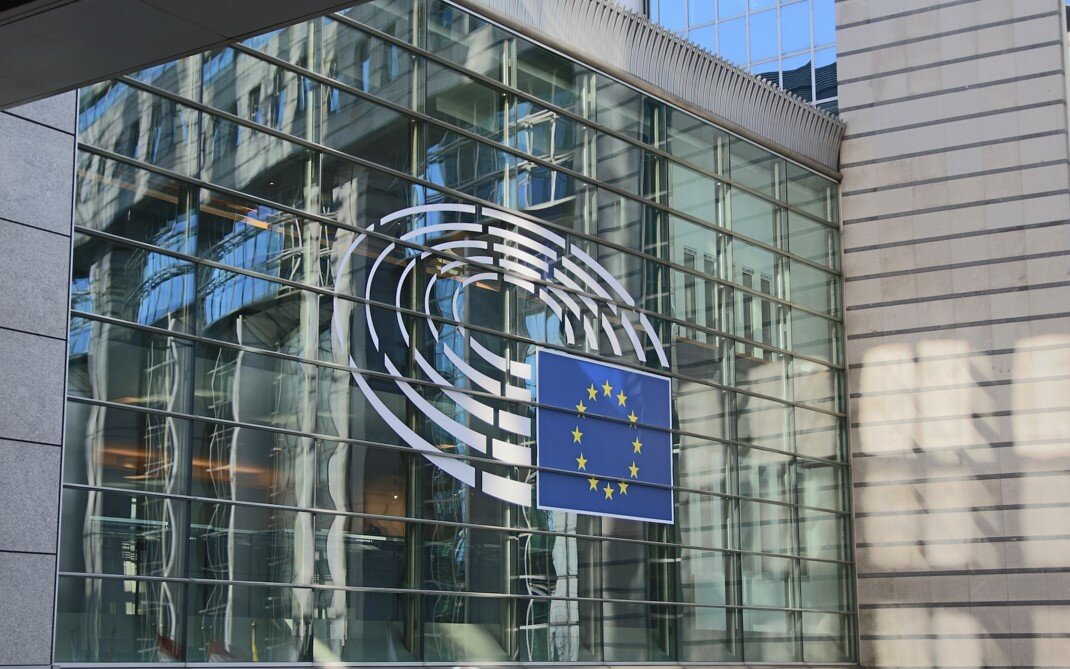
[57,0,851,664]
[649,0,837,112]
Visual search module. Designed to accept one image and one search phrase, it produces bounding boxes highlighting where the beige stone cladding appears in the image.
[837,1,1070,667]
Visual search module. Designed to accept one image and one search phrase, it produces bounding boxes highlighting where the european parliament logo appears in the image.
[536,350,674,524]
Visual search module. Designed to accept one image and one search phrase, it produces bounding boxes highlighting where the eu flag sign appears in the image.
[536,350,674,524]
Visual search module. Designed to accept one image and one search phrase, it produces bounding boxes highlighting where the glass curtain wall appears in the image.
[58,0,852,664]
[649,0,838,112]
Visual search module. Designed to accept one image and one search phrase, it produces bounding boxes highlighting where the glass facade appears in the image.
[57,0,852,664]
[649,0,838,112]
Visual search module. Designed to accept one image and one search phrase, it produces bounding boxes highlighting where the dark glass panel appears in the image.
[63,399,190,495]
[187,582,314,662]
[815,46,838,102]
[188,501,309,584]
[74,152,194,250]
[59,488,187,579]
[782,54,813,101]
[312,589,415,662]
[55,576,186,663]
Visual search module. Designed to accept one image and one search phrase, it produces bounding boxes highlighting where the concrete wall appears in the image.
[0,93,76,668]
[836,1,1070,667]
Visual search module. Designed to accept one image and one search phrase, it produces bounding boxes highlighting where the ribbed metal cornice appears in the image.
[455,0,845,177]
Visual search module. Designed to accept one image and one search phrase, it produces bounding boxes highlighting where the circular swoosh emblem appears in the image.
[332,203,668,506]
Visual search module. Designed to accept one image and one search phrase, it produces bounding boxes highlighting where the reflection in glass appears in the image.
[55,576,185,663]
[62,1,851,663]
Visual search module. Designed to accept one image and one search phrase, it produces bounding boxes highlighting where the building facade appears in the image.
[54,0,852,665]
[0,0,1067,668]
[648,0,838,112]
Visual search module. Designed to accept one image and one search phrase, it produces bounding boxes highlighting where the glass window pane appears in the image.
[791,260,838,315]
[427,0,511,80]
[670,167,727,226]
[803,612,853,662]
[665,107,726,173]
[798,506,849,559]
[689,0,717,25]
[749,10,778,62]
[791,310,839,363]
[678,492,734,550]
[187,582,314,662]
[660,0,688,31]
[795,407,844,460]
[336,0,415,42]
[719,0,746,19]
[788,210,839,269]
[751,59,781,86]
[689,24,717,50]
[786,162,837,221]
[60,488,187,579]
[681,605,743,661]
[718,18,747,64]
[782,53,813,101]
[189,501,311,584]
[792,358,843,412]
[55,576,186,663]
[731,188,782,248]
[313,589,415,662]
[738,446,792,503]
[780,1,812,54]
[815,46,838,101]
[743,608,800,661]
[740,554,794,608]
[729,136,785,198]
[62,399,190,494]
[813,0,836,46]
[799,559,850,610]
[78,82,199,176]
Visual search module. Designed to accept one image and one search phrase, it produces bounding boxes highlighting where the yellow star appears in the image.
[602,380,613,397]
[571,426,583,443]
[618,481,629,495]
[628,410,638,424]
[617,390,628,406]
[632,437,643,453]
[587,384,598,400]
[628,461,639,478]
[576,453,588,470]
[603,484,614,500]
[588,477,599,490]
[575,400,587,415]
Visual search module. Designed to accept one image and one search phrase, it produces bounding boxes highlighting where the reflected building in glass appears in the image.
[648,0,838,112]
[56,0,852,665]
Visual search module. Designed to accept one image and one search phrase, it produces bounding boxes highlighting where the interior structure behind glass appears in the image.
[58,0,853,664]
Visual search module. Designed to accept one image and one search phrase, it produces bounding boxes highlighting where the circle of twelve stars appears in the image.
[571,379,642,502]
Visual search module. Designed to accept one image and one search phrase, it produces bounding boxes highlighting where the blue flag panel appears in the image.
[536,350,674,524]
